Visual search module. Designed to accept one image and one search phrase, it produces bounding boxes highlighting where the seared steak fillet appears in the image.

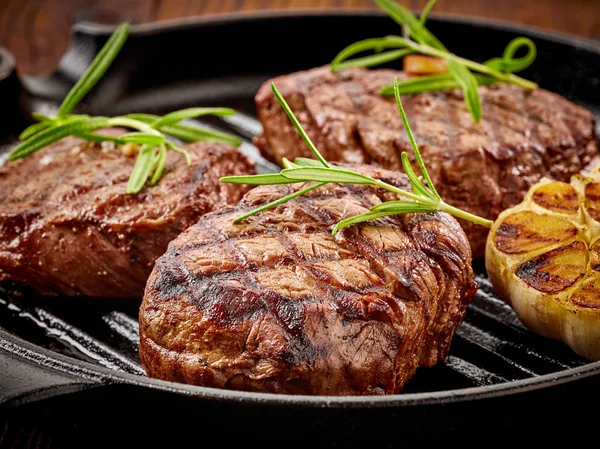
[254,66,598,257]
[0,129,255,298]
[140,164,477,395]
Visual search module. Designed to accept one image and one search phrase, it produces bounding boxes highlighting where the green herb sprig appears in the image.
[220,78,493,234]
[10,22,243,194]
[330,0,537,122]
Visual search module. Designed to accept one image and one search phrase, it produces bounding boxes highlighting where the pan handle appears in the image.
[0,46,30,141]
[0,338,104,410]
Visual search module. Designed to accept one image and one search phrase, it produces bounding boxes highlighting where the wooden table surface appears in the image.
[0,0,599,76]
[1,1,599,448]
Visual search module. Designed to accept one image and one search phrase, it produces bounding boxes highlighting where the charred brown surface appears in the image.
[516,240,587,294]
[495,211,578,255]
[571,277,600,309]
[532,181,579,213]
[584,182,600,221]
[0,129,256,298]
[591,240,600,271]
[139,164,477,396]
[254,66,598,257]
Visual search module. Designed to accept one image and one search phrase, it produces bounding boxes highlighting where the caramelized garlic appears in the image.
[486,167,600,360]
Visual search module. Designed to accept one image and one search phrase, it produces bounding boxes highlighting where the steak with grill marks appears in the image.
[253,66,599,257]
[0,129,255,298]
[139,164,477,396]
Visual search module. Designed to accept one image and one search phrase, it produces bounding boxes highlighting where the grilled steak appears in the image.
[254,66,598,257]
[0,129,255,298]
[139,164,477,395]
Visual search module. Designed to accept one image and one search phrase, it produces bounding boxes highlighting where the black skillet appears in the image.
[1,10,600,448]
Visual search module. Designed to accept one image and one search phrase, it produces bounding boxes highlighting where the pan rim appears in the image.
[70,9,600,54]
[3,324,600,408]
[2,10,600,408]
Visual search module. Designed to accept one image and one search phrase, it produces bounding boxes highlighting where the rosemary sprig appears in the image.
[330,0,537,122]
[58,23,129,117]
[10,22,242,194]
[220,78,493,233]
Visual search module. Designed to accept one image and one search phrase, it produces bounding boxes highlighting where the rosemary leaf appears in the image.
[333,49,413,72]
[271,83,331,168]
[127,144,155,194]
[120,132,165,146]
[293,157,328,167]
[418,0,438,26]
[9,117,110,161]
[74,132,125,144]
[150,144,168,185]
[331,37,410,72]
[161,125,242,147]
[400,152,434,199]
[380,73,497,95]
[375,0,447,51]
[280,167,376,185]
[331,211,401,236]
[58,23,129,117]
[150,107,236,128]
[19,121,52,140]
[126,113,242,147]
[370,200,436,212]
[446,59,482,122]
[281,157,300,169]
[232,182,326,224]
[124,113,157,122]
[32,112,52,122]
[484,37,537,73]
[392,77,440,200]
[164,141,192,166]
[220,173,299,185]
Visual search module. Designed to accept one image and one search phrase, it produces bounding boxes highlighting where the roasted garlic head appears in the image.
[486,167,600,361]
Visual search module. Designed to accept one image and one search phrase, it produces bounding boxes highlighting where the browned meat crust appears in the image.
[253,66,598,257]
[139,164,477,396]
[0,129,256,298]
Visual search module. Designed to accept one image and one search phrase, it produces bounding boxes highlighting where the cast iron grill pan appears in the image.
[1,12,600,447]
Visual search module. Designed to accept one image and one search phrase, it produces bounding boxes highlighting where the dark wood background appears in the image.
[1,0,599,448]
[0,0,599,76]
